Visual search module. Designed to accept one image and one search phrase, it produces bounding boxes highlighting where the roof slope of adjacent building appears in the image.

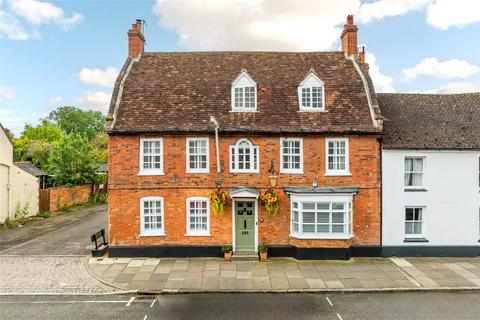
[107,51,382,134]
[378,93,480,150]
[14,162,48,177]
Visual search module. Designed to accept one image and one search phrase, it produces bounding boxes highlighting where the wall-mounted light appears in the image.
[269,175,278,189]
[312,177,318,188]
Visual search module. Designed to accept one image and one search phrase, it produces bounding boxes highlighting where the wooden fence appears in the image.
[39,189,50,213]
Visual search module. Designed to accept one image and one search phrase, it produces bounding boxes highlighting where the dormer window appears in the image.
[298,71,325,111]
[231,70,257,112]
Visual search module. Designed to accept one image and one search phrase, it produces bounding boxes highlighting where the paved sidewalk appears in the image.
[0,256,119,294]
[86,257,480,293]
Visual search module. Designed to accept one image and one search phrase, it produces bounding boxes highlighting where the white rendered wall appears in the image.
[382,150,480,246]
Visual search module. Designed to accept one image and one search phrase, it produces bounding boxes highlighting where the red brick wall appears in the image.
[108,134,381,248]
[50,184,91,212]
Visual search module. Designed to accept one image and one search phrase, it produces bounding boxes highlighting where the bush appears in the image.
[89,193,108,205]
[4,217,19,228]
[38,211,51,218]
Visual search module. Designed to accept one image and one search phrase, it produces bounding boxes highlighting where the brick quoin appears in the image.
[108,134,381,248]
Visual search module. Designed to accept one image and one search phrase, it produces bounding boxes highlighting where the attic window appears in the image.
[298,71,325,111]
[231,70,257,111]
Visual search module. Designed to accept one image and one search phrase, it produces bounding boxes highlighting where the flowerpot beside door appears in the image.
[222,245,233,262]
[259,251,268,262]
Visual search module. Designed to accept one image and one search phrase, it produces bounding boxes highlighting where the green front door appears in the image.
[235,201,255,251]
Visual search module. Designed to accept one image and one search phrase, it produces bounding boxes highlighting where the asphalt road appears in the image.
[1,292,479,320]
[0,204,107,255]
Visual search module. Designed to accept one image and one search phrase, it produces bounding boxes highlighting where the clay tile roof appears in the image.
[108,51,381,134]
[378,93,480,150]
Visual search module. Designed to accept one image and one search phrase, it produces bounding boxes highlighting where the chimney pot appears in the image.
[347,15,354,25]
[341,14,358,59]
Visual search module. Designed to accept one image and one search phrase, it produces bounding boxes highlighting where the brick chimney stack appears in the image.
[341,15,358,59]
[128,19,145,58]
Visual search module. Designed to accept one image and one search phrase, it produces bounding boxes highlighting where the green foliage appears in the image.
[4,217,19,228]
[47,106,105,141]
[3,127,14,140]
[48,134,98,185]
[14,197,30,218]
[56,197,61,210]
[22,122,65,142]
[92,132,108,163]
[89,193,108,204]
[221,245,232,253]
[38,211,51,218]
[258,237,268,253]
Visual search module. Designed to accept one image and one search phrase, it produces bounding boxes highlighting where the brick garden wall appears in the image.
[108,133,381,248]
[49,184,92,212]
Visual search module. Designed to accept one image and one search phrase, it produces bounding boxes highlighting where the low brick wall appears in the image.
[49,184,92,212]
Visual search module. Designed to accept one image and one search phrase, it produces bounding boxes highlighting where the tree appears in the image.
[47,106,105,140]
[92,132,108,163]
[48,134,98,186]
[3,127,14,140]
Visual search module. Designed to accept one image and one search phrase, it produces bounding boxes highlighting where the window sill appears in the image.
[324,172,352,177]
[140,232,165,237]
[229,109,259,113]
[297,109,327,113]
[184,233,211,237]
[404,188,427,192]
[404,237,429,243]
[280,170,304,175]
[230,170,260,174]
[289,233,353,240]
[186,170,210,174]
[138,171,165,176]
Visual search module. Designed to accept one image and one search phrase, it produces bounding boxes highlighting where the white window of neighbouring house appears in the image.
[290,195,353,239]
[231,70,257,111]
[404,157,425,188]
[186,138,209,173]
[186,197,210,236]
[139,138,164,175]
[325,138,350,176]
[405,207,424,238]
[230,139,259,173]
[140,197,164,236]
[298,71,325,111]
[280,138,303,174]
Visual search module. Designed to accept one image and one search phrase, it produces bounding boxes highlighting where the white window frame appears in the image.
[229,138,260,173]
[325,138,351,176]
[298,72,325,112]
[280,138,304,174]
[231,70,257,112]
[404,206,425,238]
[185,197,211,236]
[186,137,209,173]
[139,138,164,176]
[140,196,165,236]
[289,194,353,240]
[404,156,425,189]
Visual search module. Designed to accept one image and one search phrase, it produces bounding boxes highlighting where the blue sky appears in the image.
[1,0,479,135]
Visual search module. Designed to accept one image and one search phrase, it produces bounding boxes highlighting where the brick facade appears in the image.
[49,184,92,212]
[108,134,381,249]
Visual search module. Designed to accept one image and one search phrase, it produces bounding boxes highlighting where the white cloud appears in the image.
[365,52,395,92]
[0,10,29,40]
[76,91,111,111]
[152,0,361,51]
[57,12,84,30]
[0,83,15,99]
[79,67,119,88]
[48,96,62,107]
[402,57,479,81]
[424,81,480,93]
[8,0,63,25]
[358,0,430,24]
[0,107,28,135]
[426,0,480,30]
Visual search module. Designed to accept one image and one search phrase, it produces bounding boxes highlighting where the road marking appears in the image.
[336,313,343,320]
[126,297,135,307]
[150,299,156,308]
[326,297,333,306]
[143,315,148,320]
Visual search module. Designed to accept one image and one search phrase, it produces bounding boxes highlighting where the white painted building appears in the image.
[0,123,43,223]
[379,93,480,257]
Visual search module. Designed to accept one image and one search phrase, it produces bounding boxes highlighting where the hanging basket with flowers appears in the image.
[208,189,231,215]
[259,190,280,215]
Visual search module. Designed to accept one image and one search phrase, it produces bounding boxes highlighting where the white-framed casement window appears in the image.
[298,71,325,111]
[139,138,164,175]
[230,139,260,173]
[185,197,210,236]
[404,156,425,188]
[325,138,350,176]
[186,138,209,173]
[140,196,165,236]
[405,207,424,238]
[231,70,257,112]
[280,138,303,174]
[290,195,353,239]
